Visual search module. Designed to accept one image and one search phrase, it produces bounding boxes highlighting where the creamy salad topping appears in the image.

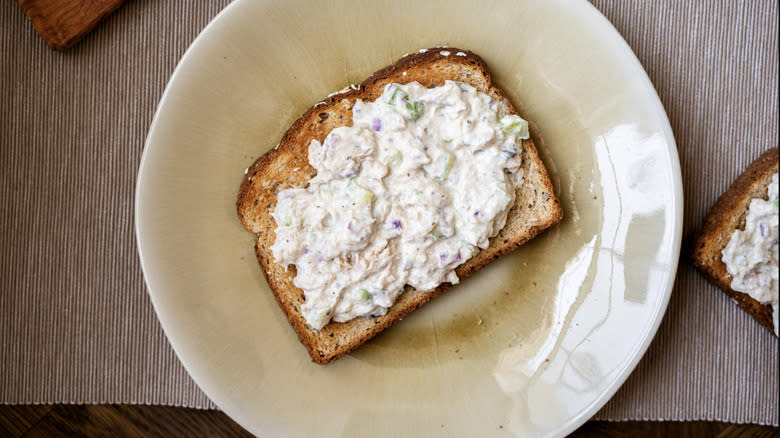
[271,81,528,329]
[722,172,779,334]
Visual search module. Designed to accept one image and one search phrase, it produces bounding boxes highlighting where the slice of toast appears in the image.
[237,48,563,363]
[691,147,779,335]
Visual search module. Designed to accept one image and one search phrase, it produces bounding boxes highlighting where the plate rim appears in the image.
[550,1,683,436]
[135,0,684,436]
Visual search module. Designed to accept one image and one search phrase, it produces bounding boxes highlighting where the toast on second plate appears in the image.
[691,147,779,335]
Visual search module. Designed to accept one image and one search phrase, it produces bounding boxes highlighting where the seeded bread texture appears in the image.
[237,48,564,363]
[691,147,778,336]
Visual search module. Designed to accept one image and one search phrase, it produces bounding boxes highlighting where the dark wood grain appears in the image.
[16,0,126,50]
[0,405,777,438]
[0,405,52,437]
[570,420,778,438]
[0,405,253,438]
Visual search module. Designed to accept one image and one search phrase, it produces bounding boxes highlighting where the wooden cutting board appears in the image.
[17,0,126,50]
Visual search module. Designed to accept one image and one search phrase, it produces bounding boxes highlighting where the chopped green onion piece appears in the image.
[385,85,422,121]
[432,228,442,240]
[284,217,292,226]
[387,85,407,105]
[350,179,375,204]
[383,149,402,165]
[405,101,424,121]
[435,152,455,182]
[350,188,373,204]
[499,114,529,138]
[360,289,372,302]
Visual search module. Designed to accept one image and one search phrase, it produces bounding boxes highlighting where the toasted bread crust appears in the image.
[691,147,778,335]
[237,48,564,363]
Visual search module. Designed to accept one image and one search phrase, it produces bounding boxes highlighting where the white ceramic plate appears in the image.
[136,0,682,436]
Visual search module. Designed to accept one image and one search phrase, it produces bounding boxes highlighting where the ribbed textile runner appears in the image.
[1,0,777,425]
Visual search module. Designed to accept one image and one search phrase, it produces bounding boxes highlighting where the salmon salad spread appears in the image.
[270,81,529,329]
[721,172,779,334]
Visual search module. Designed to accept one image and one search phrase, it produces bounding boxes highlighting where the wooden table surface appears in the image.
[1,405,777,437]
